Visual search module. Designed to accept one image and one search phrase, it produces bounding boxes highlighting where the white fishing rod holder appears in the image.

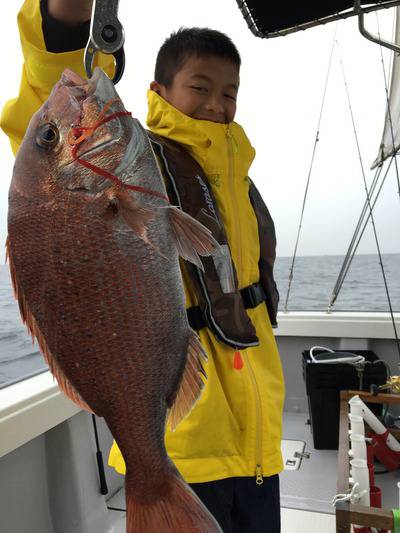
[355,0,400,54]
[337,391,400,532]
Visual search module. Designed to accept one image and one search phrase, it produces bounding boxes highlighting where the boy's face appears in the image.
[150,55,239,124]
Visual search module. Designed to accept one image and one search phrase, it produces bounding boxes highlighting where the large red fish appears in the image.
[7,67,223,532]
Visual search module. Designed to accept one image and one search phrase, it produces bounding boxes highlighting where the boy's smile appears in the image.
[150,55,239,124]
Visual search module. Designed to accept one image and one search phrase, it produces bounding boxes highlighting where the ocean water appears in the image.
[1,254,399,388]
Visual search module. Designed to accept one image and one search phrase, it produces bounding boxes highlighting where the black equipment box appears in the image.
[302,350,388,450]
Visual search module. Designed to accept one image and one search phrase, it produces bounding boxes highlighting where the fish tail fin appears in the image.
[125,470,222,532]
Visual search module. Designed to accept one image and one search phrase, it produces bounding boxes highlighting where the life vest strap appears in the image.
[187,282,267,331]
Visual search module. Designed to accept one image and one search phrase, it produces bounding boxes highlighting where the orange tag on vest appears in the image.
[233,351,244,370]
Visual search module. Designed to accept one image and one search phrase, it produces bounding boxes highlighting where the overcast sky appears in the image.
[1,1,399,264]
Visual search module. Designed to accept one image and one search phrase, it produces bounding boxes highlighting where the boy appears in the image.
[1,1,285,531]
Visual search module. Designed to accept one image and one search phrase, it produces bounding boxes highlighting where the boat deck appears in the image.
[105,411,399,532]
[107,495,337,533]
[281,412,400,513]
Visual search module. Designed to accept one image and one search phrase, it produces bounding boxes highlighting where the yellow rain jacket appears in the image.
[1,0,285,484]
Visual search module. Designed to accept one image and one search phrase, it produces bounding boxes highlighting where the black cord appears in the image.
[92,414,109,495]
[107,506,127,512]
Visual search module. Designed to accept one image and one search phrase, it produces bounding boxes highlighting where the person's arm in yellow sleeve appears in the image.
[48,0,93,24]
[0,0,113,155]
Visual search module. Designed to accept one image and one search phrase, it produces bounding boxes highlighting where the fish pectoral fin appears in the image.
[169,206,221,270]
[117,190,170,260]
[167,331,208,431]
[116,189,155,245]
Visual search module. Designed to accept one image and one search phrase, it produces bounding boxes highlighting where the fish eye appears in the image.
[36,123,59,149]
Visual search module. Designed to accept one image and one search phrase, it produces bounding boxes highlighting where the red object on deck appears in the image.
[370,430,400,471]
[369,485,382,508]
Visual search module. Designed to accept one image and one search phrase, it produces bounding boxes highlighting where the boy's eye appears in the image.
[190,86,207,92]
[225,94,237,101]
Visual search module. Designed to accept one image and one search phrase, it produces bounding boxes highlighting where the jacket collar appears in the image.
[146,90,255,173]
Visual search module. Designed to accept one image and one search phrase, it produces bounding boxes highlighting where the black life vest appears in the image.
[149,132,279,350]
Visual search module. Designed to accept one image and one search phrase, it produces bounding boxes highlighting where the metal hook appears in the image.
[84,0,126,84]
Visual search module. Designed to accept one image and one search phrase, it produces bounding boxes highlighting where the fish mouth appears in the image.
[60,67,119,106]
[61,68,123,165]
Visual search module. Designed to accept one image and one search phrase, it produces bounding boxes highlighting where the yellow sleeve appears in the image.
[0,0,114,155]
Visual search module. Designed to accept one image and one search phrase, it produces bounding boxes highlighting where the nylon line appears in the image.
[284,23,338,312]
[336,40,400,360]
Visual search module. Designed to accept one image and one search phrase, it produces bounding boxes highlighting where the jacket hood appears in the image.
[146,90,255,177]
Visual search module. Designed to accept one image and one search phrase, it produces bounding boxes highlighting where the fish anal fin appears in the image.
[169,207,221,269]
[6,242,94,414]
[168,331,207,431]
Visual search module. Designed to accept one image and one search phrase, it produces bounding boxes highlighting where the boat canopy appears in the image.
[236,1,400,38]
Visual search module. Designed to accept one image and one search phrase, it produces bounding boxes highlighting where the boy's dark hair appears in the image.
[155,27,241,87]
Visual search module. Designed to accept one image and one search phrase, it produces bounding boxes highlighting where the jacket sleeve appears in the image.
[248,178,280,327]
[0,0,114,155]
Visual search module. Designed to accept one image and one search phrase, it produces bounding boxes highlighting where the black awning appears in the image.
[236,1,400,37]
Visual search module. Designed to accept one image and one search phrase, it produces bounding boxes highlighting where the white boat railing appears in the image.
[1,310,399,459]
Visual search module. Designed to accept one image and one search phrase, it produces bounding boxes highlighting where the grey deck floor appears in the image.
[106,411,400,529]
[281,411,400,514]
[281,412,338,514]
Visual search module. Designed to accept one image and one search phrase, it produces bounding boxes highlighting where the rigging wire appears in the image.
[284,24,338,312]
[329,11,398,310]
[328,157,392,309]
[375,10,400,197]
[335,40,400,361]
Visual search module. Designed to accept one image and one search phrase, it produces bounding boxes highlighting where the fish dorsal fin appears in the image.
[6,239,94,414]
[167,331,208,431]
[169,206,220,270]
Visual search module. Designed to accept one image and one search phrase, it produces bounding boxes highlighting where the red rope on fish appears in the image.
[68,102,169,203]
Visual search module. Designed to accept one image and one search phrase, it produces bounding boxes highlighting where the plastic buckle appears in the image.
[247,285,258,308]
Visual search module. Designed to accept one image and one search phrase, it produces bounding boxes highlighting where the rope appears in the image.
[336,40,400,361]
[284,24,337,312]
[332,482,368,506]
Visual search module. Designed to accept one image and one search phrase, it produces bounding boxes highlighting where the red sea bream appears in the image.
[7,67,223,533]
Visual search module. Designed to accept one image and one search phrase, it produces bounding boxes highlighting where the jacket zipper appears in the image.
[226,127,263,482]
[243,351,264,485]
[226,126,242,281]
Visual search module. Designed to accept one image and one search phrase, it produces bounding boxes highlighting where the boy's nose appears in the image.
[204,97,225,115]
